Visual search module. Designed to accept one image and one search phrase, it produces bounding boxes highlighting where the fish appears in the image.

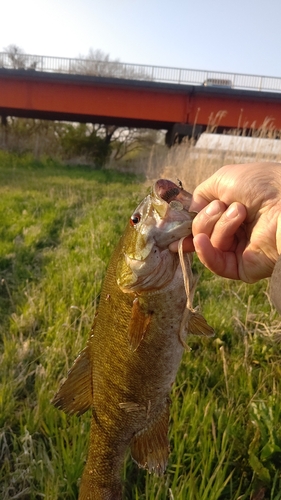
[52,178,214,500]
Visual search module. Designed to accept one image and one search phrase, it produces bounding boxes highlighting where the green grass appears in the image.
[1,151,281,499]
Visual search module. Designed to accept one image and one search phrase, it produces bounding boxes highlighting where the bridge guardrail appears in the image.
[0,52,281,93]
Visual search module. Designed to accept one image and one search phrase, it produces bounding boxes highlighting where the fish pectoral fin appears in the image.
[128,298,152,352]
[52,344,92,416]
[130,403,170,475]
[188,310,215,337]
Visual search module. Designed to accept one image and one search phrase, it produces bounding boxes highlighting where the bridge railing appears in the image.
[0,51,281,93]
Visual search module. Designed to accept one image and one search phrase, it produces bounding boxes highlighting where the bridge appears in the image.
[1,52,281,145]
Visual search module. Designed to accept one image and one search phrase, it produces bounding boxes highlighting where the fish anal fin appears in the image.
[128,298,152,351]
[188,310,214,337]
[52,344,92,416]
[130,403,170,475]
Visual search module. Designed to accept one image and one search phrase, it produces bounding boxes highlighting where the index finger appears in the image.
[189,193,212,213]
[189,177,221,212]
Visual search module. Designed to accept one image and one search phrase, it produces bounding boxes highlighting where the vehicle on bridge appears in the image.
[203,78,232,88]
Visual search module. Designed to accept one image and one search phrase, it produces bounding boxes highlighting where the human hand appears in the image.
[170,162,281,283]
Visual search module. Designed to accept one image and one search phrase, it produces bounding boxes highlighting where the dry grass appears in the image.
[123,133,281,193]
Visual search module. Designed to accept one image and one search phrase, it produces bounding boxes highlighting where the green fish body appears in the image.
[53,179,214,499]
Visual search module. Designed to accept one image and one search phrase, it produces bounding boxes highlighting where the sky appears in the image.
[1,0,281,78]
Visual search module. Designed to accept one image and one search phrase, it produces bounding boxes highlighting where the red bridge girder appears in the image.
[1,68,281,143]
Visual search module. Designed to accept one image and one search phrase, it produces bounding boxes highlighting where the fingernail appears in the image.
[205,200,221,216]
[226,205,238,219]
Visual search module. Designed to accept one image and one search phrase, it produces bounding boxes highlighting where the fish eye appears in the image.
[130,212,141,226]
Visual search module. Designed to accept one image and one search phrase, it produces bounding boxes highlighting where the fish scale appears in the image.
[52,179,214,499]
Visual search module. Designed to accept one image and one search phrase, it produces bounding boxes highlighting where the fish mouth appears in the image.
[153,179,193,211]
[155,179,182,203]
[152,179,197,248]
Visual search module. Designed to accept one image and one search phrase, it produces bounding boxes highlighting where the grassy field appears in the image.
[1,150,281,500]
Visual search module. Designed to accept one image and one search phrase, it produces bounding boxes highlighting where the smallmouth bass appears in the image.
[52,179,214,499]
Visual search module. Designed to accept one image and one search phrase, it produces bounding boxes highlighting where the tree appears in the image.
[72,48,149,80]
[0,117,63,156]
[58,123,111,166]
[3,44,38,69]
[3,44,26,69]
[70,49,120,78]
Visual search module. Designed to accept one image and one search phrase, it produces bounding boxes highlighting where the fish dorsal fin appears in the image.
[130,402,170,475]
[128,298,152,352]
[270,255,281,314]
[188,310,215,337]
[52,343,92,416]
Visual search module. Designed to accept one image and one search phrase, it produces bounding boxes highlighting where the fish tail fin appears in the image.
[79,467,122,500]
